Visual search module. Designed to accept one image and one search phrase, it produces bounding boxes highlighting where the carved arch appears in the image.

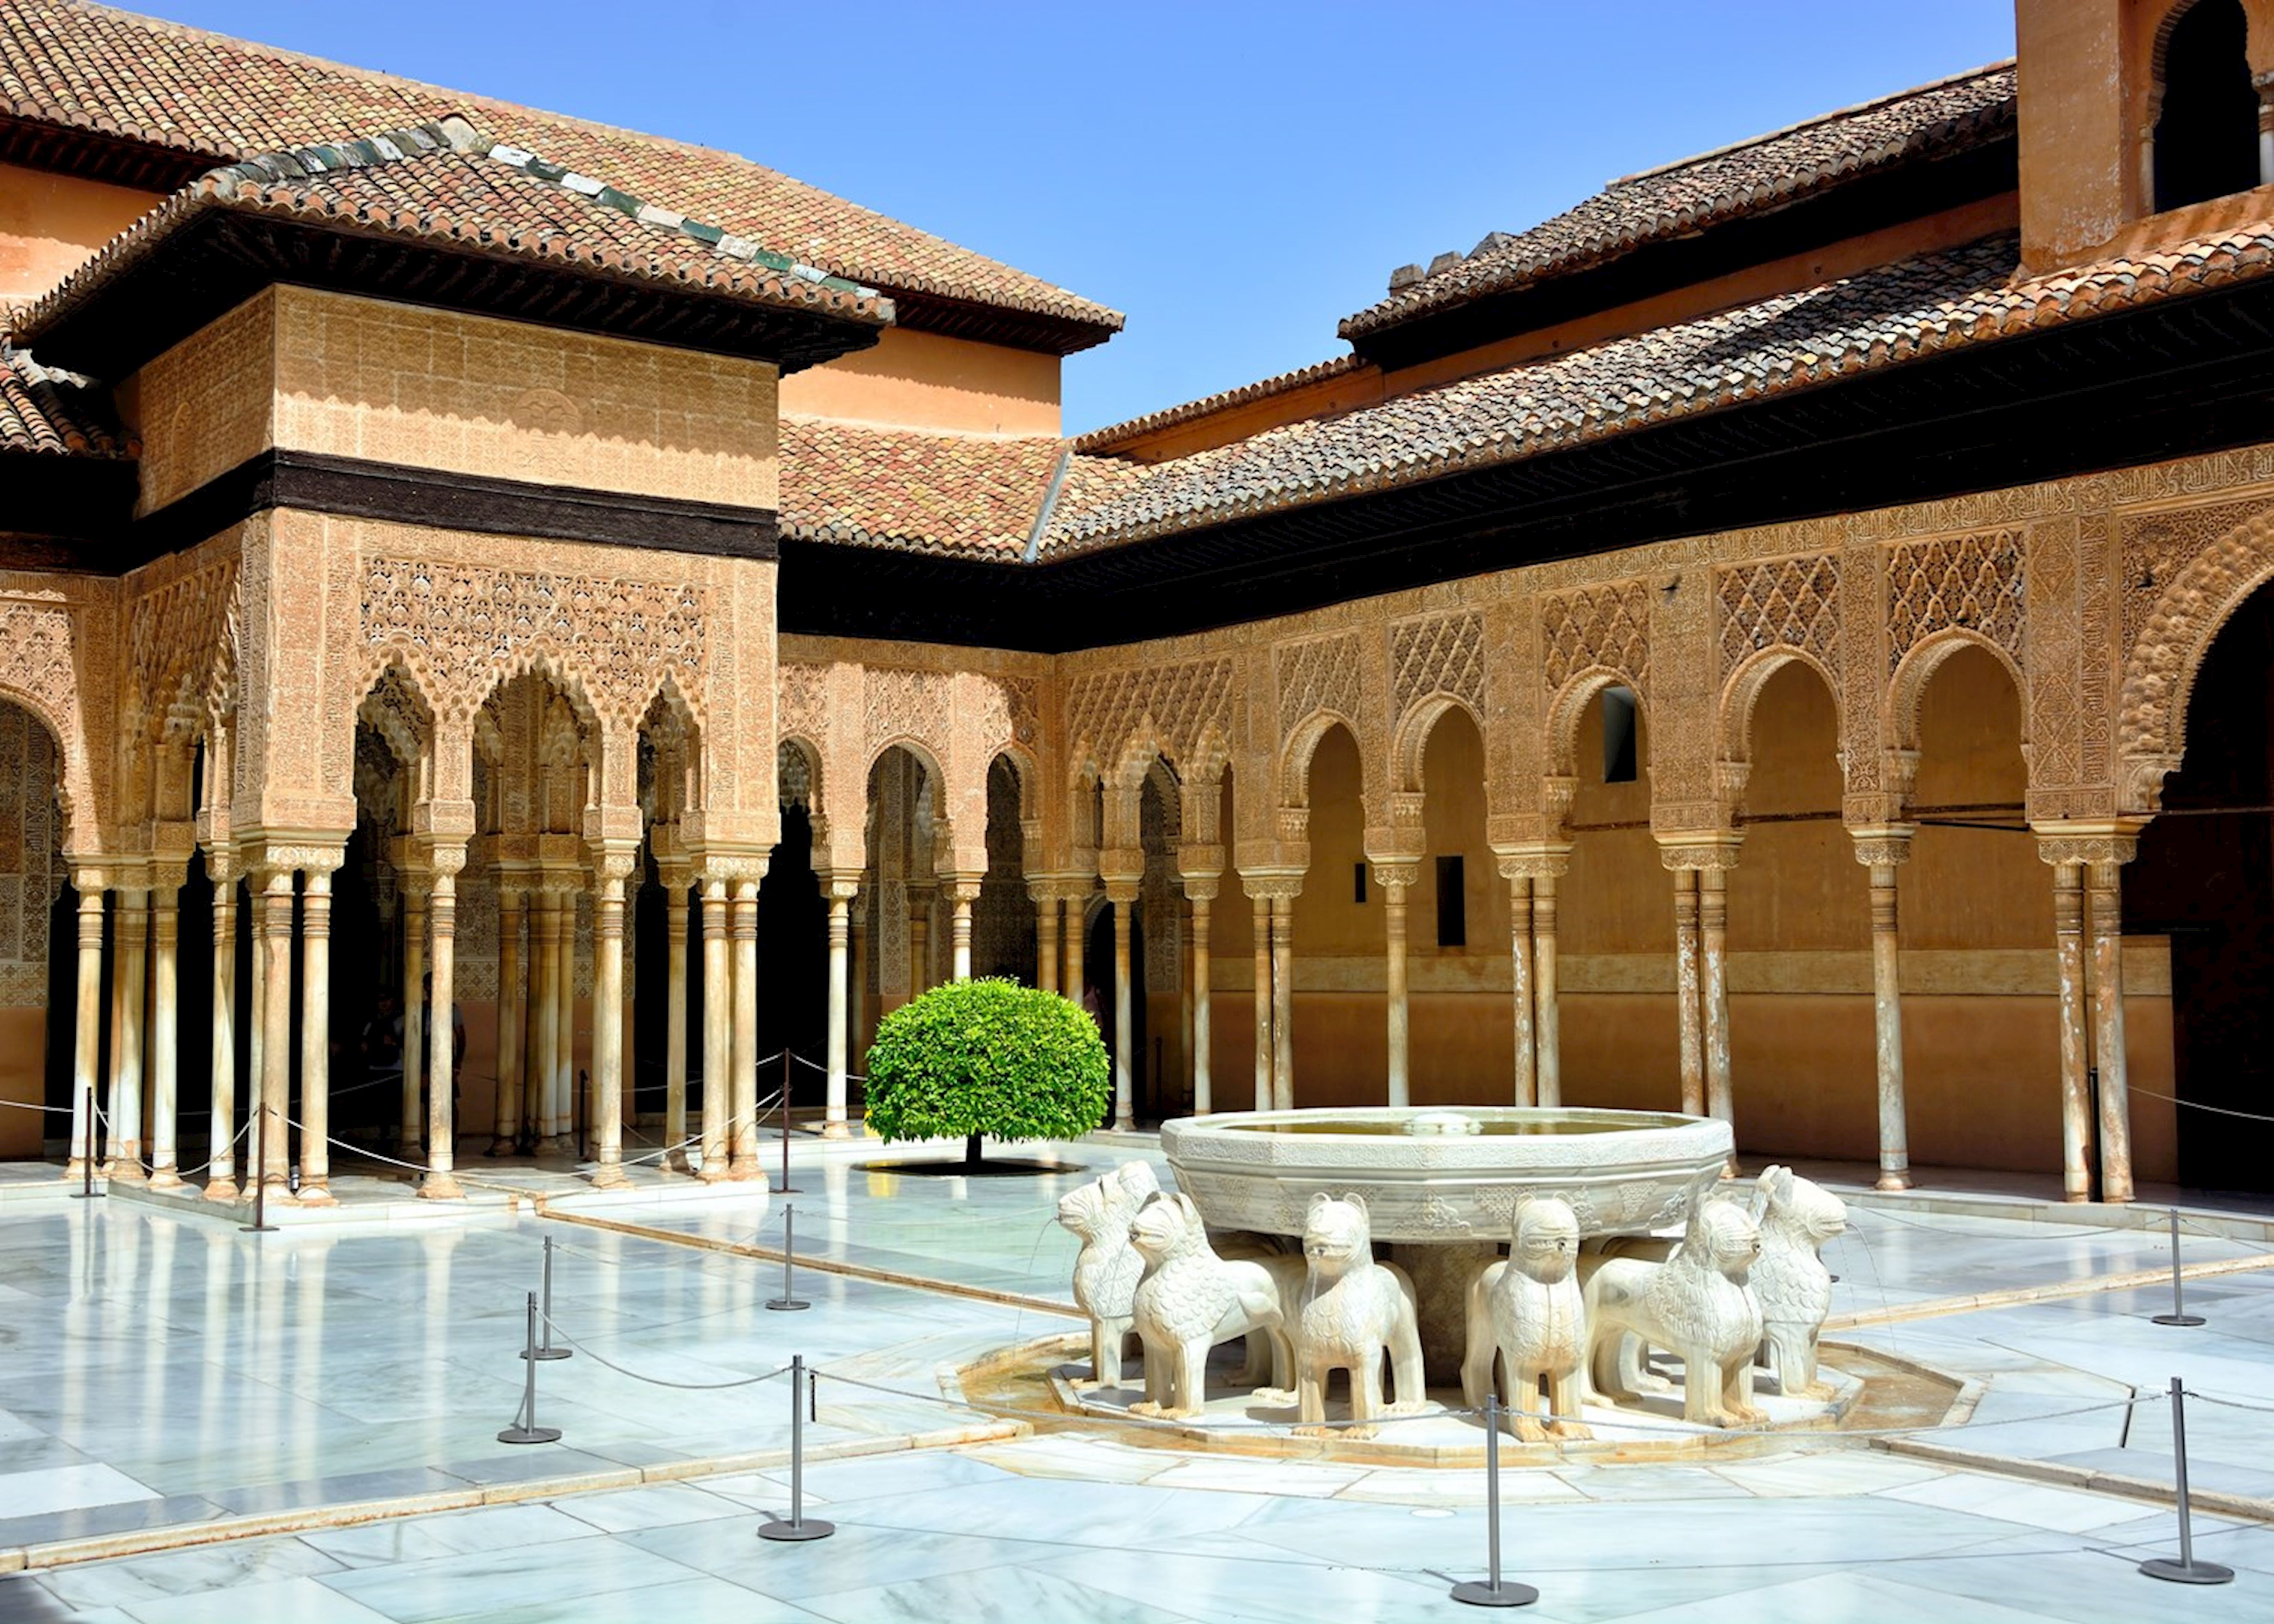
[2118,503,2274,808]
[1277,709,1372,810]
[1886,627,2029,754]
[1390,691,1487,796]
[1716,646,1842,765]
[1545,664,1644,779]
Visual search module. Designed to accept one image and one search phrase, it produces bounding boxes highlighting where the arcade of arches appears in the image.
[11,452,2274,1199]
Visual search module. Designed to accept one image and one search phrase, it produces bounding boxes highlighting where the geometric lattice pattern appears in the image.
[1716,554,1839,675]
[1065,657,1236,765]
[1391,611,1485,719]
[1275,632,1364,734]
[1885,530,2023,671]
[1542,581,1651,693]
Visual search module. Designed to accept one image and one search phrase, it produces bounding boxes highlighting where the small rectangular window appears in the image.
[1354,863,1368,904]
[1602,685,1638,784]
[1436,855,1466,947]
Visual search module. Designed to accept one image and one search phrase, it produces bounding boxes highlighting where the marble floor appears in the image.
[0,1138,2269,1622]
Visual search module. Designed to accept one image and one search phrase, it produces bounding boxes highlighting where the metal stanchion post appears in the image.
[72,1078,98,1200]
[1451,1392,1538,1609]
[758,1354,833,1542]
[498,1291,563,1445]
[2140,1376,2233,1585]
[773,1047,799,1195]
[526,1235,571,1361]
[767,1202,810,1311]
[240,1103,276,1233]
[2151,1207,2206,1328]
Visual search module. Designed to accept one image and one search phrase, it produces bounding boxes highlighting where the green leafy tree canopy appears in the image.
[863,979,1109,1164]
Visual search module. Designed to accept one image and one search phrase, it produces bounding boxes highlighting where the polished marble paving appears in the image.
[0,1136,2270,1621]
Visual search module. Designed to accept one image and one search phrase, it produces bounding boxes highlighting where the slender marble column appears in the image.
[147,877,183,1190]
[849,904,869,1055]
[111,891,148,1181]
[2043,853,2092,1201]
[909,903,931,999]
[1671,866,1705,1118]
[1035,890,1060,993]
[591,861,631,1189]
[1189,886,1215,1116]
[204,870,237,1199]
[1063,888,1086,1003]
[532,892,560,1148]
[1271,893,1295,1112]
[1533,872,1562,1110]
[730,879,760,1179]
[699,878,729,1180]
[663,876,691,1168]
[1854,830,1912,1192]
[66,880,102,1185]
[258,868,293,1192]
[1507,873,1536,1107]
[1700,862,1735,1157]
[401,885,428,1151]
[2087,856,2135,1204]
[1106,883,1139,1131]
[550,892,577,1150]
[1378,865,1416,1109]
[825,881,855,1140]
[297,864,334,1203]
[1179,908,1195,1108]
[419,861,463,1199]
[247,881,265,1181]
[948,879,979,982]
[1250,890,1272,1111]
[493,888,525,1156]
[103,898,128,1178]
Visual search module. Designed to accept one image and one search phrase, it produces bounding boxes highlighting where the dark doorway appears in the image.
[758,805,827,1104]
[2154,0,2260,213]
[2125,580,2274,1194]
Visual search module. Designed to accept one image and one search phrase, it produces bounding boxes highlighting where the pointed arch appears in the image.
[2120,504,2274,807]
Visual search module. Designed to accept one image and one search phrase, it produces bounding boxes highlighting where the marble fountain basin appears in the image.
[1159,1105,1734,1243]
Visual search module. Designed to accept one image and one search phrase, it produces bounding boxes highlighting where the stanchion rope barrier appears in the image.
[529,1306,793,1390]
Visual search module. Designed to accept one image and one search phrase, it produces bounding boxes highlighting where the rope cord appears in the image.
[530,1307,792,1391]
[2129,1083,2274,1125]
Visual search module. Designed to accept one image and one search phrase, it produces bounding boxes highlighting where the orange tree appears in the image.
[863,978,1109,1170]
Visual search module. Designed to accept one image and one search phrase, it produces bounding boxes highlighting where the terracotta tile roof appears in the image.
[0,342,130,455]
[778,415,1068,560]
[0,0,1121,342]
[1341,63,2016,343]
[1072,354,1370,454]
[16,118,893,348]
[1043,224,2274,553]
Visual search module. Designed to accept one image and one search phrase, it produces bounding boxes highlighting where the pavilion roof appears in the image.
[0,0,1123,353]
[778,415,1067,560]
[0,343,131,456]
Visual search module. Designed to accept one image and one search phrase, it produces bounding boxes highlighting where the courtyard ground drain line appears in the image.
[533,1202,1088,1320]
[1824,1250,2274,1331]
[1876,1436,2274,1527]
[0,1416,1026,1576]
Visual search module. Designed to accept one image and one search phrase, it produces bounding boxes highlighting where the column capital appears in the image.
[696,849,771,887]
[1239,869,1304,902]
[1181,873,1221,903]
[1846,825,1916,868]
[2028,821,2144,868]
[1027,874,1093,905]
[68,863,113,895]
[1175,845,1226,887]
[1368,860,1422,892]
[590,840,641,889]
[416,838,467,879]
[1492,843,1571,881]
[942,873,985,906]
[1654,832,1743,872]
[1096,848,1145,888]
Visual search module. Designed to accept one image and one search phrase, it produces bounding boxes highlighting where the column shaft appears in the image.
[592,877,628,1188]
[1251,892,1272,1112]
[665,886,690,1168]
[825,889,852,1139]
[1868,862,1910,1192]
[1271,895,1294,1112]
[111,894,148,1179]
[297,868,332,1201]
[531,894,559,1146]
[2050,860,2093,1201]
[1533,875,1561,1110]
[494,890,524,1155]
[1672,868,1705,1118]
[258,871,293,1190]
[402,891,427,1149]
[699,881,729,1180]
[419,870,462,1198]
[951,890,974,982]
[1383,880,1410,1109]
[2087,860,2135,1203]
[67,885,102,1183]
[1509,876,1535,1107]
[1191,897,1213,1116]
[1064,893,1086,1001]
[1036,895,1060,993]
[148,884,181,1188]
[205,879,237,1198]
[1701,865,1735,1157]
[1111,895,1135,1131]
[729,881,759,1179]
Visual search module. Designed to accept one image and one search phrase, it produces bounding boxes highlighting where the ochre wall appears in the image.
[0,1007,44,1157]
[0,162,156,305]
[778,326,1060,436]
[128,288,781,514]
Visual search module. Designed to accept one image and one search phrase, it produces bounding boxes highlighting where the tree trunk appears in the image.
[964,1131,982,1172]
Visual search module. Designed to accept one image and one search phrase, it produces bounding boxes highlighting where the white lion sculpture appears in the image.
[1129,1192,1292,1420]
[1291,1193,1427,1438]
[1581,1193,1766,1429]
[1056,1161,1161,1388]
[1748,1164,1846,1400]
[1460,1194,1592,1442]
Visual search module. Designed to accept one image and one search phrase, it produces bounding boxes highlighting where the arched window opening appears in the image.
[2154,0,2261,213]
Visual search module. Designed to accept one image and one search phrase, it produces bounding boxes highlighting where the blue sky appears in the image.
[140,1,2017,433]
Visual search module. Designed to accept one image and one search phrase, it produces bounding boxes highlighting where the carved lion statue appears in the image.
[1291,1193,1427,1438]
[1129,1192,1292,1420]
[1581,1193,1766,1429]
[1056,1160,1160,1388]
[1460,1194,1592,1442]
[1748,1164,1846,1400]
